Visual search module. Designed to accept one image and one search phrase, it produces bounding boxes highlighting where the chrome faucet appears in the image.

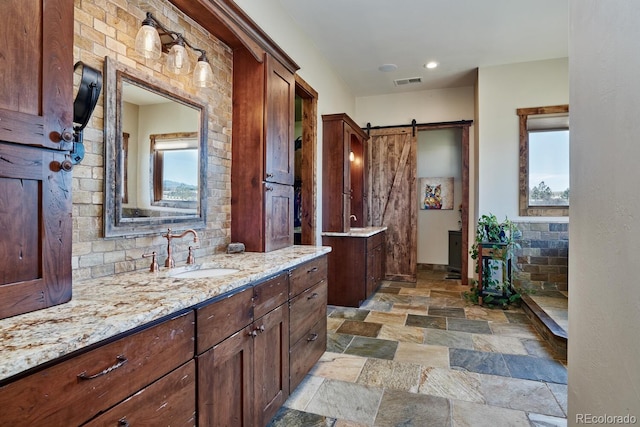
[163,228,199,268]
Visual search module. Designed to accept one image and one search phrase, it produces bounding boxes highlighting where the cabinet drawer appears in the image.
[196,286,253,354]
[254,272,289,319]
[84,360,196,427]
[0,311,194,427]
[289,256,328,297]
[289,280,327,345]
[289,316,327,390]
[366,231,385,252]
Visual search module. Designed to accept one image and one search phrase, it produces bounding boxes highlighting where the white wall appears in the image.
[417,129,462,265]
[477,58,568,222]
[569,1,640,423]
[234,0,357,244]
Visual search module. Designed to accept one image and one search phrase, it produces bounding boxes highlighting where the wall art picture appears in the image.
[419,177,454,210]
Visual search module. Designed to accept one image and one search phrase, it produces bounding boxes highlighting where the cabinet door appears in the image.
[264,55,295,186]
[0,143,72,319]
[0,0,74,150]
[264,182,294,252]
[253,304,289,427]
[198,326,254,427]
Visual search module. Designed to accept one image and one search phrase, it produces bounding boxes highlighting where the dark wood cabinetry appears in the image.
[288,257,328,389]
[322,113,369,232]
[0,256,327,427]
[323,231,386,307]
[0,0,74,319]
[232,50,296,252]
[0,311,195,426]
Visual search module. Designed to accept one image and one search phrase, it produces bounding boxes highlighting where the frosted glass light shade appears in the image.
[193,59,214,88]
[166,43,191,75]
[134,25,162,60]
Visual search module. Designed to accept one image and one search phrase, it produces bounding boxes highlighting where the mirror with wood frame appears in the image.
[103,56,207,237]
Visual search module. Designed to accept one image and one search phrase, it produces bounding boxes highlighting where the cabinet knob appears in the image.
[265,185,274,192]
[118,418,130,427]
[307,333,318,342]
[266,173,274,178]
[307,292,319,300]
[60,129,74,143]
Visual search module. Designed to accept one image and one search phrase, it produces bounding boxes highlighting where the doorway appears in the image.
[293,76,318,245]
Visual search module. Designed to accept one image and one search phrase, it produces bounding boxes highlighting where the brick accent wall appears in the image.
[72,0,233,281]
[513,222,569,292]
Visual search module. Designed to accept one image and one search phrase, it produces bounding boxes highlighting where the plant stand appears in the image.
[476,242,513,305]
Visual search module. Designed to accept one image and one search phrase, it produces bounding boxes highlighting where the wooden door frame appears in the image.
[416,122,471,285]
[294,75,318,245]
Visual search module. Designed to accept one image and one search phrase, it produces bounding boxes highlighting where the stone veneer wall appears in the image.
[513,222,569,292]
[72,0,233,281]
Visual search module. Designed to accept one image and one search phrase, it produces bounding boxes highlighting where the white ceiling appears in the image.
[277,0,568,97]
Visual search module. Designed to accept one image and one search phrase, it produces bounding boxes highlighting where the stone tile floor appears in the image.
[269,269,568,427]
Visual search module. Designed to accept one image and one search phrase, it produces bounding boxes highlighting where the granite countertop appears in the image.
[0,245,331,383]
[321,226,387,238]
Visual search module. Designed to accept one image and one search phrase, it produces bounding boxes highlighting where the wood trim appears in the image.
[295,75,318,245]
[517,104,569,217]
[168,0,299,72]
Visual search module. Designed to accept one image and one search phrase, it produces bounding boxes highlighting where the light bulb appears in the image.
[134,24,161,60]
[166,42,191,75]
[193,59,214,88]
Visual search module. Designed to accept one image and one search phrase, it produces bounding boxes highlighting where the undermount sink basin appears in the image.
[169,267,239,279]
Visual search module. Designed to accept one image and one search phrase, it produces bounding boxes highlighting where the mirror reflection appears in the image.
[104,57,207,237]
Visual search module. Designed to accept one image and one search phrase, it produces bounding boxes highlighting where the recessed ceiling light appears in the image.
[424,61,438,69]
[378,63,398,72]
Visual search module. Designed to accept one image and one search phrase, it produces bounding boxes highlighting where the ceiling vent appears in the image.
[393,77,422,86]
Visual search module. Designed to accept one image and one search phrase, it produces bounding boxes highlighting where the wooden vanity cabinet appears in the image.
[323,231,386,307]
[196,273,290,427]
[288,257,328,390]
[0,0,75,320]
[0,311,195,426]
[232,48,296,252]
[322,113,369,232]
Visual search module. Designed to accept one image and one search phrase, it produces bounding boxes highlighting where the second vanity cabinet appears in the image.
[323,230,386,307]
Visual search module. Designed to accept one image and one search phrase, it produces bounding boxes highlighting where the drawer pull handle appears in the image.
[307,267,318,273]
[118,418,130,427]
[307,333,318,342]
[78,355,128,380]
[307,292,319,300]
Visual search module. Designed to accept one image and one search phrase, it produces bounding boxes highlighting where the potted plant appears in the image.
[466,214,521,308]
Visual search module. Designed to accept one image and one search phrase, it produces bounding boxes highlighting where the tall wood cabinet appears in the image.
[0,0,74,319]
[322,113,369,232]
[232,50,297,252]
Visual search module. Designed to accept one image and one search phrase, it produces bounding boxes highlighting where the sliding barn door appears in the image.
[369,128,417,282]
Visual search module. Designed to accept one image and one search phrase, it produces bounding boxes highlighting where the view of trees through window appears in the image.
[528,129,569,206]
[162,149,198,201]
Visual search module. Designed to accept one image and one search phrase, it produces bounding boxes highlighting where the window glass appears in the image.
[528,130,569,206]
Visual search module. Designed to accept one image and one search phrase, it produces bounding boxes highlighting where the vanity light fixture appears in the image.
[134,12,214,88]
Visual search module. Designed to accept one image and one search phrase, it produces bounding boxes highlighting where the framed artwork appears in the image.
[419,177,454,210]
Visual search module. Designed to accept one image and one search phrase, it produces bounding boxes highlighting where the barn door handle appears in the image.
[77,355,128,380]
